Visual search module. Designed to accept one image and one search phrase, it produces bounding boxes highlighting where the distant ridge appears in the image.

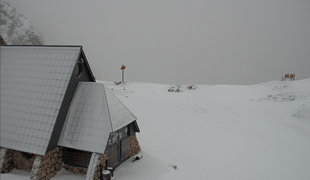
[0,1,44,45]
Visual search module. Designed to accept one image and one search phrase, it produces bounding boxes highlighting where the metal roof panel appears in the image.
[58,82,137,153]
[1,46,81,155]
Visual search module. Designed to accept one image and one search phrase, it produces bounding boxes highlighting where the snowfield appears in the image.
[1,78,310,180]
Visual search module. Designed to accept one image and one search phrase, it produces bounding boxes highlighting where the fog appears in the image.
[4,0,310,85]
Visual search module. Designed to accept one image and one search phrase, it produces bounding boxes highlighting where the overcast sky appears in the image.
[4,0,310,85]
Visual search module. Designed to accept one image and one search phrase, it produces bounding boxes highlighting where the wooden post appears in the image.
[99,164,103,180]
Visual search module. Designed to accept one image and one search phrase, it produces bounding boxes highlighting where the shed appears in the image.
[283,74,295,81]
[58,82,140,171]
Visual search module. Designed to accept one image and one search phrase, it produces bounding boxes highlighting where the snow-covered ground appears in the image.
[2,78,310,180]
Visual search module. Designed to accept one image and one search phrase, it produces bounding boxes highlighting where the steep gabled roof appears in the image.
[58,82,138,153]
[0,46,94,155]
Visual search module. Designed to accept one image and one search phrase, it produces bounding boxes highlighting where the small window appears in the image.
[74,62,82,76]
[127,125,131,136]
[119,132,122,139]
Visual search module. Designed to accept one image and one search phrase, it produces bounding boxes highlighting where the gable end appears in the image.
[46,49,96,153]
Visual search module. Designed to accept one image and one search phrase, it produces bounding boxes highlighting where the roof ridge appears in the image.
[2,45,83,48]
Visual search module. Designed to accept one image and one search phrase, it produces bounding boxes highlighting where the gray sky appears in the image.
[5,0,310,85]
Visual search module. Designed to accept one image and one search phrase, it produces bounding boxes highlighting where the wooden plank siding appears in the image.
[64,148,92,168]
[104,122,139,168]
[121,138,130,161]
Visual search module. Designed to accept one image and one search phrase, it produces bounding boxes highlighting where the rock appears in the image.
[48,161,52,167]
[3,158,8,164]
[55,163,60,170]
[47,167,51,174]
[46,173,52,180]
[58,150,63,157]
[57,158,62,164]
[0,1,44,45]
[72,167,80,174]
[41,170,47,177]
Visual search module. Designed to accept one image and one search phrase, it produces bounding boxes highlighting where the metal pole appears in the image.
[122,69,124,83]
[121,65,126,83]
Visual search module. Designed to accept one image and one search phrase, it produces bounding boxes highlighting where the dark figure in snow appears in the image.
[132,156,141,162]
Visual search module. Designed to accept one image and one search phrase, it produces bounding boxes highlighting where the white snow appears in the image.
[85,153,99,180]
[1,1,44,45]
[30,156,42,180]
[1,78,310,180]
[0,148,7,170]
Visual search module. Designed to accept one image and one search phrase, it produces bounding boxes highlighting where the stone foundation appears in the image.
[93,152,108,180]
[129,134,141,157]
[85,152,108,180]
[64,134,141,179]
[63,164,87,175]
[0,148,14,173]
[13,150,36,171]
[30,147,63,180]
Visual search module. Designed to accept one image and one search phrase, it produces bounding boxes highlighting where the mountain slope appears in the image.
[1,1,44,45]
[105,79,310,180]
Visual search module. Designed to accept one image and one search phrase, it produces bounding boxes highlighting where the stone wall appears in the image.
[13,150,36,171]
[129,134,141,157]
[63,164,87,175]
[0,148,14,173]
[85,152,108,180]
[66,151,112,180]
[30,147,63,180]
[65,134,140,179]
[92,152,108,180]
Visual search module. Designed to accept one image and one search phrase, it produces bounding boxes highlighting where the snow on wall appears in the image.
[30,156,41,180]
[0,148,7,170]
[85,153,99,180]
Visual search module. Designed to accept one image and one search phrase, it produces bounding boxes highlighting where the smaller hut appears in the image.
[282,74,295,81]
[58,82,140,179]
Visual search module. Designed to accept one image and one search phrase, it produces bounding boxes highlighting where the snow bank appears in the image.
[105,79,310,180]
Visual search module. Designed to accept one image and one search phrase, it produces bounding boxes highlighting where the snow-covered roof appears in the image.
[0,46,82,155]
[58,82,137,153]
